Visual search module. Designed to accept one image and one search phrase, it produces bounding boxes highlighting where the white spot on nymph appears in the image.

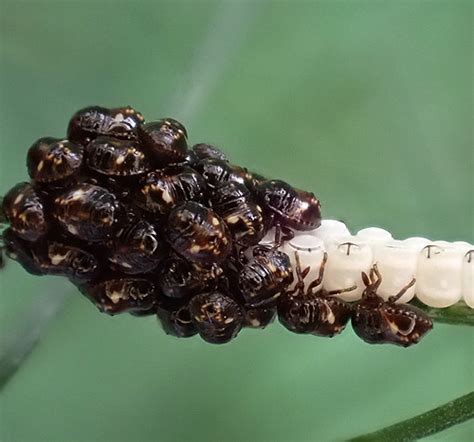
[37,160,45,172]
[114,113,124,122]
[190,244,202,254]
[115,155,125,165]
[250,318,261,327]
[49,250,70,265]
[67,224,79,235]
[71,189,87,200]
[326,309,335,325]
[108,290,126,304]
[13,193,24,205]
[211,217,220,226]
[162,189,173,204]
[226,215,240,225]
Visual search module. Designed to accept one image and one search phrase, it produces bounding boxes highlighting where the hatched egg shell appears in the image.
[401,237,432,250]
[322,236,373,301]
[309,219,350,247]
[416,243,465,307]
[462,250,474,308]
[280,234,326,289]
[373,240,419,303]
[356,227,393,258]
[356,227,393,244]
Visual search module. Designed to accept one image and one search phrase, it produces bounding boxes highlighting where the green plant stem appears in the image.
[0,289,72,391]
[349,392,474,442]
[411,299,474,326]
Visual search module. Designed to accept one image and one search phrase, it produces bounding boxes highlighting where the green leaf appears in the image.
[349,392,474,442]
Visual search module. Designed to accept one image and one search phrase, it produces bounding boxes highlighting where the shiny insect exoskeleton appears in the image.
[67,105,144,146]
[135,166,206,215]
[80,276,158,315]
[108,220,163,274]
[188,291,244,344]
[195,157,266,192]
[53,183,122,241]
[166,201,232,265]
[193,158,247,189]
[158,255,224,300]
[27,137,83,184]
[2,228,44,275]
[238,246,294,306]
[210,182,265,247]
[156,296,197,338]
[246,171,267,192]
[256,180,322,239]
[278,252,354,336]
[2,182,48,241]
[243,304,277,329]
[192,143,228,162]
[38,239,100,282]
[352,265,433,347]
[138,118,188,166]
[85,136,150,177]
[2,228,100,282]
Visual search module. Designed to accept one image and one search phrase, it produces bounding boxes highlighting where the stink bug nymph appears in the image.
[210,182,265,247]
[166,202,232,265]
[53,183,122,242]
[238,246,294,306]
[27,137,84,184]
[188,291,243,344]
[85,136,151,177]
[2,182,48,241]
[138,118,188,166]
[67,105,144,146]
[278,252,354,336]
[256,179,322,244]
[352,265,433,347]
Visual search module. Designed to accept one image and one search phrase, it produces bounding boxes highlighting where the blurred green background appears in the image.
[0,0,473,441]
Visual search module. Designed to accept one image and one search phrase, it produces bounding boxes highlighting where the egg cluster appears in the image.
[276,223,474,309]
[1,105,443,347]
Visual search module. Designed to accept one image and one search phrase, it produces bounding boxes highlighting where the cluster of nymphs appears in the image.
[1,105,471,347]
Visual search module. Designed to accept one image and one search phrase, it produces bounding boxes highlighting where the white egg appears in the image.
[462,250,474,308]
[322,236,373,301]
[280,234,326,290]
[356,227,394,259]
[416,242,465,307]
[402,237,432,250]
[309,219,351,247]
[372,240,418,303]
[356,227,393,244]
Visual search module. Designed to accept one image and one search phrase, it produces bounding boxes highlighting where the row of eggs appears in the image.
[251,220,473,308]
